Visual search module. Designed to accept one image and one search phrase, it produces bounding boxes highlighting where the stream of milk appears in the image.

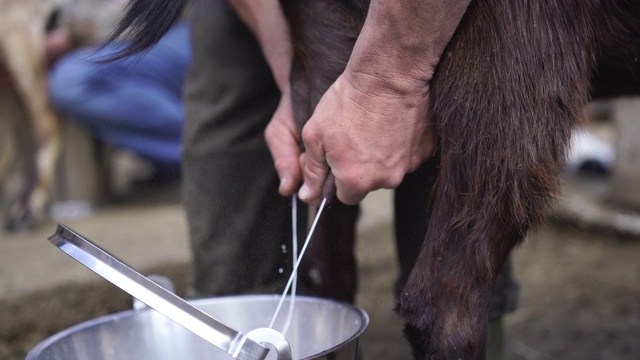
[269,196,328,335]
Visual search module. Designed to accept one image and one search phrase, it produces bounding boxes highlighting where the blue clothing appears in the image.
[49,22,191,168]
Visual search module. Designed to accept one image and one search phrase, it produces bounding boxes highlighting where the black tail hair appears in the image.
[106,0,191,59]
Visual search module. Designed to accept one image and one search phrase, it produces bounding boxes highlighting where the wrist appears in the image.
[346,30,436,90]
[343,65,430,102]
[346,0,471,90]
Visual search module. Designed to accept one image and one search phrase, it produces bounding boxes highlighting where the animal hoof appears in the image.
[3,200,43,232]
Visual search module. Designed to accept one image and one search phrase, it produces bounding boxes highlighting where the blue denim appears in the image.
[48,22,191,168]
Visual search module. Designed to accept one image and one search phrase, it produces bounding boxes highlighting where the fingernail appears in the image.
[298,184,310,200]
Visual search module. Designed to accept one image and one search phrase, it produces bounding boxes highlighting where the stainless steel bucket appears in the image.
[26,295,368,360]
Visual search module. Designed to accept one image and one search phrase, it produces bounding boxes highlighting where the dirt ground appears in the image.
[355,218,640,360]
[1,180,640,360]
[504,224,640,360]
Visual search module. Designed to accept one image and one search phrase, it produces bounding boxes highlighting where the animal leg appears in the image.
[281,0,368,303]
[289,53,361,303]
[397,1,600,358]
[298,200,360,303]
[0,89,19,183]
[0,5,61,229]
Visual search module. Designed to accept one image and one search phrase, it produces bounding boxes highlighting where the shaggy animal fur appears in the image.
[110,0,640,358]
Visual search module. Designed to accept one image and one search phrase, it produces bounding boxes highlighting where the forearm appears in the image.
[346,0,471,92]
[228,0,293,92]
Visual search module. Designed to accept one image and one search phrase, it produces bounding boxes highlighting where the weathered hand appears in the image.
[298,70,436,206]
[264,88,303,196]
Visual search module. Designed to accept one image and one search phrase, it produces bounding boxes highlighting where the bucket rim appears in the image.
[26,294,369,360]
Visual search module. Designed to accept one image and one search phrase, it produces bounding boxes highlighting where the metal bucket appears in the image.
[26,295,368,360]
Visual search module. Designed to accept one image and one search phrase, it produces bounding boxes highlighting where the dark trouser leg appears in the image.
[183,3,300,296]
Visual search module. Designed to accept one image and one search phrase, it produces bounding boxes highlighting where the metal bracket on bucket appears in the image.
[48,224,292,360]
[247,328,292,360]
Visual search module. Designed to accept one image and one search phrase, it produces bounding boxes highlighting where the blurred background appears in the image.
[1,1,639,359]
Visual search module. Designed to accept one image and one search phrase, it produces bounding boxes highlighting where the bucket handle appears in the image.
[48,224,276,360]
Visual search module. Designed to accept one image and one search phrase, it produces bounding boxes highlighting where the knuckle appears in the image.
[301,124,319,145]
[369,167,405,190]
[388,169,407,188]
[273,158,290,173]
[264,124,280,148]
[264,122,276,138]
[341,170,372,195]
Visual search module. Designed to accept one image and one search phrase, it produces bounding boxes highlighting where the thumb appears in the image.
[298,150,329,206]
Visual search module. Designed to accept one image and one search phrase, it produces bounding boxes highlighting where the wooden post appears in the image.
[51,118,110,218]
[610,97,640,209]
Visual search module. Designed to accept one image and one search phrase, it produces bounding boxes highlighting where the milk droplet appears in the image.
[278,267,284,274]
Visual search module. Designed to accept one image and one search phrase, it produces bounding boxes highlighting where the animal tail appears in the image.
[106,0,191,59]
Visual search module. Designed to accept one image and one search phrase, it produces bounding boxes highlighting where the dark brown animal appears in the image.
[111,0,640,358]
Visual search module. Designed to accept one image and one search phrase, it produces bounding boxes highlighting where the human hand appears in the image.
[297,70,436,206]
[265,87,303,196]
